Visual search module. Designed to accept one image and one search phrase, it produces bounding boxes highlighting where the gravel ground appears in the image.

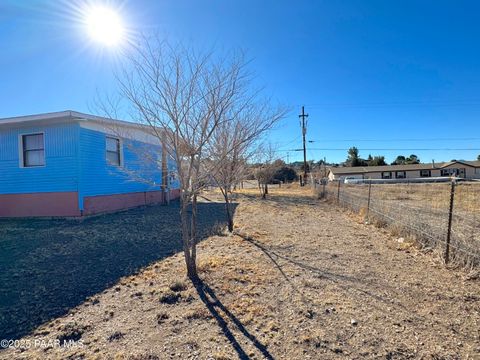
[1,185,479,359]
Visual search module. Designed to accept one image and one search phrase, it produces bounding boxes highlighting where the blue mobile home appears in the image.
[0,111,179,217]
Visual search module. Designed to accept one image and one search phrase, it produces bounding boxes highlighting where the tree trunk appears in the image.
[189,194,198,281]
[186,253,198,279]
[180,193,198,281]
[265,183,268,195]
[226,200,234,232]
[221,187,234,232]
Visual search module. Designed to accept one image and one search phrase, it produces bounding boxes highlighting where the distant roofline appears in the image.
[329,160,480,174]
[0,110,149,130]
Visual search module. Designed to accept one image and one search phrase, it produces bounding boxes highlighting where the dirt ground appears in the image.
[326,181,480,268]
[0,201,226,341]
[1,185,479,359]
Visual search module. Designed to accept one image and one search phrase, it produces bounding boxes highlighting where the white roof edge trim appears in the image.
[0,110,74,124]
[0,110,156,132]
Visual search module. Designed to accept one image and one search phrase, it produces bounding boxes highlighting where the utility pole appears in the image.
[323,156,327,179]
[299,106,308,186]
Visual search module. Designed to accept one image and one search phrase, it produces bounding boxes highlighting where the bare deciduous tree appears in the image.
[109,39,254,280]
[207,103,286,232]
[255,145,282,199]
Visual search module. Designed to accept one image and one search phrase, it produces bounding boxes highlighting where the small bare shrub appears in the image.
[156,312,169,324]
[169,281,187,292]
[184,307,213,321]
[107,331,125,342]
[371,216,388,229]
[358,206,368,220]
[209,222,227,237]
[57,322,89,343]
[159,290,181,305]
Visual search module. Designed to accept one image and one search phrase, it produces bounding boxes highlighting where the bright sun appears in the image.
[85,6,125,47]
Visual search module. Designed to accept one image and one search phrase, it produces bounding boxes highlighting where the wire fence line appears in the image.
[319,180,480,268]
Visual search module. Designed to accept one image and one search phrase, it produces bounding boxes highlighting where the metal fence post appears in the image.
[366,181,372,221]
[445,179,456,264]
[337,180,341,204]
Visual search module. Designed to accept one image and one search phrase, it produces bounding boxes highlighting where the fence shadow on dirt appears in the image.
[0,200,235,342]
[322,181,480,268]
[236,229,480,346]
[235,230,415,313]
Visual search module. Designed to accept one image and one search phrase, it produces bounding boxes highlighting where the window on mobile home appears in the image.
[21,133,45,167]
[106,137,121,166]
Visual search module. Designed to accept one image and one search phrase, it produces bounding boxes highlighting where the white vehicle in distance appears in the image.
[343,176,364,184]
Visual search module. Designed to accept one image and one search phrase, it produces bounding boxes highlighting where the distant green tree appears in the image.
[346,147,367,167]
[405,154,420,164]
[391,155,406,165]
[368,156,387,166]
[392,154,420,165]
[477,154,480,161]
[273,166,298,183]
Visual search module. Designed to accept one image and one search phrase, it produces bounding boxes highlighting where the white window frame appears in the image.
[381,171,392,179]
[18,132,46,168]
[395,171,406,179]
[105,136,123,167]
[420,169,431,177]
[441,168,457,176]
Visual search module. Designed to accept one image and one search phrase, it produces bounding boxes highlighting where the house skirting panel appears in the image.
[83,189,181,216]
[0,190,181,217]
[0,192,80,217]
[167,189,181,202]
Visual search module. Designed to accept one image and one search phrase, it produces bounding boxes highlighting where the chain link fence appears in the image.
[319,180,480,268]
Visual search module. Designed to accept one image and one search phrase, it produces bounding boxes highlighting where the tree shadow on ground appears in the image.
[235,230,480,345]
[193,279,274,360]
[235,231,410,312]
[0,201,235,342]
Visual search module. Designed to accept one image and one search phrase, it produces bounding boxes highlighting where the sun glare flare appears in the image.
[85,6,125,47]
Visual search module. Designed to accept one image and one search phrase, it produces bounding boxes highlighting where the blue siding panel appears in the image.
[0,123,179,213]
[79,128,179,209]
[0,123,79,194]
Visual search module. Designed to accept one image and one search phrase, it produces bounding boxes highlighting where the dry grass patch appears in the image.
[197,254,232,273]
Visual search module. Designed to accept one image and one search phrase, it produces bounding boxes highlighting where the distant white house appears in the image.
[328,160,480,181]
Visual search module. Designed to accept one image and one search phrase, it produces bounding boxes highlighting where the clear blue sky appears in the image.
[1,0,480,163]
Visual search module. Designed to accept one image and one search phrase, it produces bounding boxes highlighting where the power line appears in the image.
[287,148,480,152]
[308,137,480,143]
[276,135,303,147]
[297,100,480,109]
